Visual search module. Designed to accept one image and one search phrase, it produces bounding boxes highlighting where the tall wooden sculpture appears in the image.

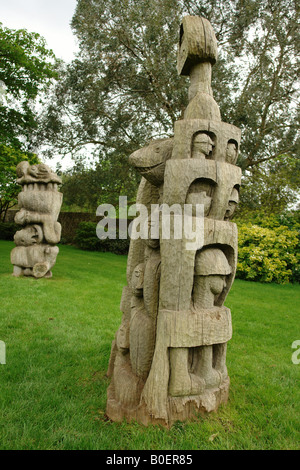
[106,16,241,427]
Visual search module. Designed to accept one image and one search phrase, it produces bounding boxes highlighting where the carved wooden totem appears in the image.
[106,16,241,426]
[10,162,62,279]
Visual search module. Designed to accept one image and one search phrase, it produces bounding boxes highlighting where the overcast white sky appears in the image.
[1,0,78,62]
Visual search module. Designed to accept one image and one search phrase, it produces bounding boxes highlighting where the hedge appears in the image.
[0,222,18,241]
[74,221,130,255]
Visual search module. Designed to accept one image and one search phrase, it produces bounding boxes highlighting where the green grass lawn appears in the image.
[0,240,299,450]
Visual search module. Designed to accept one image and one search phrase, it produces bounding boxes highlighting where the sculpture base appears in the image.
[106,377,230,428]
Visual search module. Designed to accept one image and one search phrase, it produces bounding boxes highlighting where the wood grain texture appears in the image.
[106,15,241,427]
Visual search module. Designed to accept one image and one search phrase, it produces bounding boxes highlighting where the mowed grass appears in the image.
[0,240,299,450]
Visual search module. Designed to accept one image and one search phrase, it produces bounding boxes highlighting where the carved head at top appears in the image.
[177,16,218,77]
[16,161,62,185]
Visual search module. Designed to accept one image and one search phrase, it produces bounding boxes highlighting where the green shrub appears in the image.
[0,222,18,241]
[236,223,299,283]
[236,211,300,232]
[74,221,129,255]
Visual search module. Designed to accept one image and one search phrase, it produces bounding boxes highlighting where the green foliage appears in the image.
[74,221,101,250]
[237,222,300,283]
[237,211,300,231]
[0,23,57,152]
[40,0,299,215]
[61,160,139,212]
[0,23,58,221]
[74,221,129,254]
[238,155,300,217]
[0,143,39,221]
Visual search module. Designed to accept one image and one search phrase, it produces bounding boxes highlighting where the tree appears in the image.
[0,23,57,152]
[61,156,139,212]
[0,144,39,221]
[0,23,58,221]
[237,154,300,217]
[40,0,299,212]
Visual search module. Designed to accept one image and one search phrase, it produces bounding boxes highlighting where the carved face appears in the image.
[116,322,129,354]
[226,142,237,164]
[225,201,237,220]
[131,264,144,296]
[186,179,214,216]
[224,187,239,220]
[14,225,43,246]
[192,133,214,159]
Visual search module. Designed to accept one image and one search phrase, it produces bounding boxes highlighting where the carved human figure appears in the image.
[169,247,232,396]
[192,247,231,309]
[130,254,160,381]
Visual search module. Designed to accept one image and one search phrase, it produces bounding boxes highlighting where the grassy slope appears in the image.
[0,240,299,450]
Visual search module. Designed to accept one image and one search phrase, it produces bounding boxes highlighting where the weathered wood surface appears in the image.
[106,15,241,427]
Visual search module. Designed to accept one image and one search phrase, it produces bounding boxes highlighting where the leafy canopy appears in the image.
[0,23,57,220]
[0,144,39,221]
[0,22,57,151]
[40,0,299,214]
